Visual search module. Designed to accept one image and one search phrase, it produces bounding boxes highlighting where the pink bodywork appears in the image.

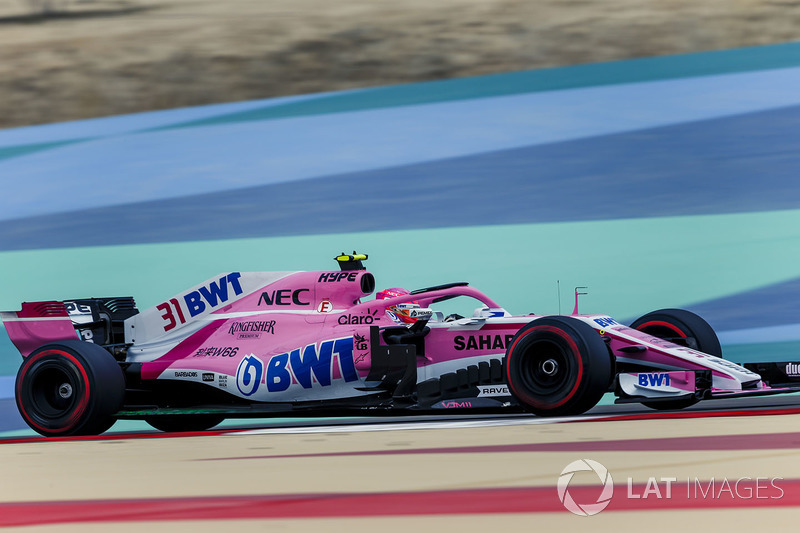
[129,273,515,401]
[1,302,79,357]
[1,269,769,403]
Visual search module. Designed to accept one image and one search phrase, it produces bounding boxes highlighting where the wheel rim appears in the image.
[29,362,80,419]
[517,338,573,396]
[18,350,91,434]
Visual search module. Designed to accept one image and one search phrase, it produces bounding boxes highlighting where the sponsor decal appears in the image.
[202,373,215,382]
[386,310,401,323]
[477,385,510,397]
[64,301,92,315]
[623,325,760,378]
[228,320,275,340]
[354,333,368,352]
[593,317,619,328]
[236,354,264,396]
[65,301,96,342]
[258,288,311,306]
[318,272,359,283]
[265,338,359,393]
[440,400,472,408]
[454,334,515,351]
[785,363,800,377]
[218,374,228,388]
[638,372,671,387]
[318,299,333,313]
[353,333,369,364]
[194,346,239,358]
[174,371,198,378]
[157,272,244,332]
[409,308,432,319]
[702,356,760,376]
[338,311,380,325]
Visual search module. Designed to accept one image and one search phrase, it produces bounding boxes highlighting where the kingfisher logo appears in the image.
[557,459,614,516]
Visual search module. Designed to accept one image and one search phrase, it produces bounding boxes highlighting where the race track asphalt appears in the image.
[3,402,800,530]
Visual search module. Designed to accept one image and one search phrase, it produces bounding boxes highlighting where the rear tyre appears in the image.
[505,316,612,416]
[630,308,721,410]
[145,416,224,433]
[16,340,125,437]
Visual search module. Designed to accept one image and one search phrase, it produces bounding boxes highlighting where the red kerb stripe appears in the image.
[2,481,800,526]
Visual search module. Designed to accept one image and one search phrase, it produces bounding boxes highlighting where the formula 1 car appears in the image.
[3,253,800,437]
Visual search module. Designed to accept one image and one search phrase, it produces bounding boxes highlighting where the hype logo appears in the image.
[236,354,264,396]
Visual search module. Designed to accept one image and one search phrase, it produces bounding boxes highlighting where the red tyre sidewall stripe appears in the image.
[16,350,92,434]
[636,320,687,338]
[506,324,584,410]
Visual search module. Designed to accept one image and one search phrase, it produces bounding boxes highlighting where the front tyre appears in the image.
[629,308,721,356]
[630,308,721,411]
[505,316,612,417]
[16,340,125,437]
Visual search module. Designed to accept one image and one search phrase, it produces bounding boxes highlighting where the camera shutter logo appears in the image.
[557,459,614,516]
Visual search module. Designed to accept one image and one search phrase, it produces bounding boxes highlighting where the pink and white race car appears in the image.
[3,253,799,437]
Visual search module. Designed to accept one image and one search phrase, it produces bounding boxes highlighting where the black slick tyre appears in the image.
[629,308,722,356]
[15,340,125,437]
[629,308,721,410]
[505,316,612,417]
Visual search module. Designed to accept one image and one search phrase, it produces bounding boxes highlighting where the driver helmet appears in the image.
[376,287,410,301]
[377,287,420,324]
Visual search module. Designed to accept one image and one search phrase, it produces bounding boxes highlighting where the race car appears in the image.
[3,252,800,437]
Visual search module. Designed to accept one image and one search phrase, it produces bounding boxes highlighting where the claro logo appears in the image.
[338,313,378,325]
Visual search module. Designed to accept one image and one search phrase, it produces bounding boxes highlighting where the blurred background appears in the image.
[3,0,800,128]
[1,0,800,399]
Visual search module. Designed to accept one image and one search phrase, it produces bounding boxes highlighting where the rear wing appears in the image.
[1,302,77,358]
[1,298,137,358]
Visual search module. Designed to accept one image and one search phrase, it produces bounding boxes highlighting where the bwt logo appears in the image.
[158,272,243,331]
[593,317,619,329]
[236,354,263,396]
[638,372,671,387]
[557,459,614,516]
[185,272,243,317]
[265,338,359,392]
